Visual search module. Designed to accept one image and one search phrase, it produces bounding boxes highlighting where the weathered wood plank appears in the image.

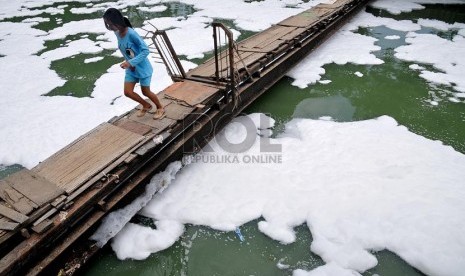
[5,169,64,207]
[163,80,220,106]
[128,112,176,133]
[31,219,54,234]
[0,180,36,214]
[237,25,288,49]
[319,0,352,8]
[0,218,18,231]
[0,204,28,223]
[188,25,298,78]
[33,123,145,194]
[187,50,257,77]
[123,153,138,164]
[164,103,195,121]
[135,96,173,112]
[278,11,320,27]
[277,26,308,41]
[113,118,153,136]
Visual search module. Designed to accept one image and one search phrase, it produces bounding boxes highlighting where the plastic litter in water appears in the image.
[235,227,245,242]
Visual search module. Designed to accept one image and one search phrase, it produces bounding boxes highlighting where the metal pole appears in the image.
[213,24,220,83]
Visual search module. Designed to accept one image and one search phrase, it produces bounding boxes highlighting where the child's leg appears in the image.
[124,82,151,109]
[141,86,164,110]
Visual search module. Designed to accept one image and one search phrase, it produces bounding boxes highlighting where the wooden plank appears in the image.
[0,204,28,223]
[278,11,320,27]
[313,6,335,17]
[128,112,176,133]
[187,58,217,77]
[5,169,64,207]
[31,219,54,234]
[164,103,195,121]
[113,118,153,136]
[163,80,220,106]
[135,96,173,112]
[238,25,288,49]
[0,218,18,231]
[33,123,145,194]
[123,153,138,164]
[319,0,352,8]
[189,26,297,79]
[277,27,308,41]
[187,48,257,78]
[65,134,153,203]
[0,180,36,214]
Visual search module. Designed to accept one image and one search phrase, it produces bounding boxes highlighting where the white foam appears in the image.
[1,1,463,274]
[45,18,108,41]
[287,10,426,88]
[459,28,465,37]
[168,0,323,32]
[84,56,104,63]
[395,32,465,92]
[70,6,105,14]
[138,5,167,13]
[344,11,421,33]
[409,64,425,70]
[293,262,362,276]
[144,15,240,59]
[277,259,290,270]
[370,0,425,15]
[417,18,462,31]
[288,21,383,88]
[111,114,465,276]
[40,38,103,61]
[369,0,464,15]
[90,161,182,248]
[0,0,97,20]
[429,100,439,106]
[385,35,400,40]
[112,220,185,260]
[448,97,460,103]
[21,17,50,24]
[0,18,191,168]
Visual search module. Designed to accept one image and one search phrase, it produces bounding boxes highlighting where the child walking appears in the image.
[103,8,165,119]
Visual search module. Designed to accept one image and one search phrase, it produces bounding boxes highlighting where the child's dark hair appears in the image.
[103,8,132,30]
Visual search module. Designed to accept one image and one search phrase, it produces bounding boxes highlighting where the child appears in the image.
[103,8,165,119]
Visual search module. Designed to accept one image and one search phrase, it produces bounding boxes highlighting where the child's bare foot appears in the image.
[137,105,152,117]
[153,108,165,120]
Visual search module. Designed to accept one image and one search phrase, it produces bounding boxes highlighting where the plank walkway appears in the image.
[187,0,352,79]
[0,0,367,274]
[0,80,221,240]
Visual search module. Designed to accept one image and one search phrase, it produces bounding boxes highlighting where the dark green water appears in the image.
[84,222,322,276]
[1,2,464,275]
[83,221,423,276]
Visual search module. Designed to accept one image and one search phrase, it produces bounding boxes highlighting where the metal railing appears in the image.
[149,30,186,82]
[212,23,240,106]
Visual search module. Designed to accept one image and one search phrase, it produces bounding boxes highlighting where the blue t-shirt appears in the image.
[116,28,153,78]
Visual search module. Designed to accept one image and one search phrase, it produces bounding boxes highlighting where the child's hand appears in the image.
[120,61,130,69]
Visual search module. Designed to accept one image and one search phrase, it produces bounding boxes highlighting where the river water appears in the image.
[1,1,464,275]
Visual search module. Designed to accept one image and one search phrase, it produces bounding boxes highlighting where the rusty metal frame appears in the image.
[212,22,236,105]
[150,30,186,81]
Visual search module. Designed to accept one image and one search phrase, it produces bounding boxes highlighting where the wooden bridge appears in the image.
[0,0,368,274]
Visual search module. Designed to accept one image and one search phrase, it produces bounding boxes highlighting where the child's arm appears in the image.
[127,30,150,67]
